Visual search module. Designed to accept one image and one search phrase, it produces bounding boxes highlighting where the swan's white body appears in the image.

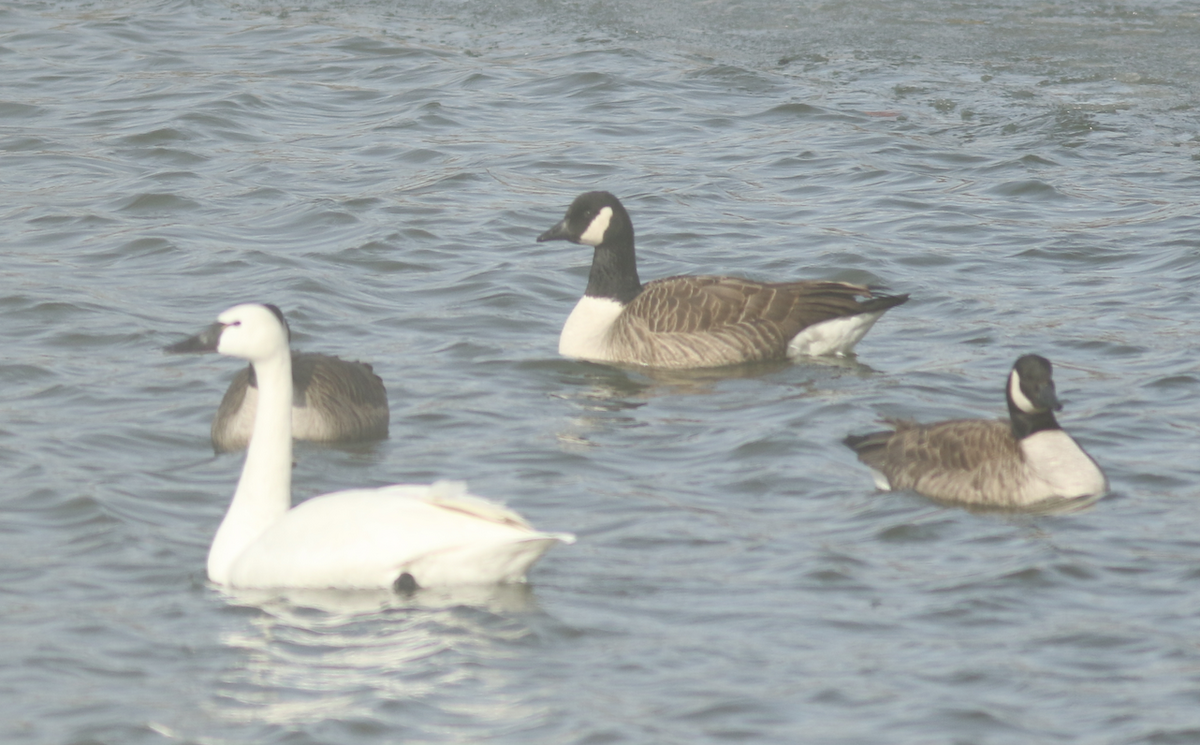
[172,304,572,590]
[216,481,568,589]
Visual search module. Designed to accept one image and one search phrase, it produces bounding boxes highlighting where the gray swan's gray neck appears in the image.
[207,350,294,584]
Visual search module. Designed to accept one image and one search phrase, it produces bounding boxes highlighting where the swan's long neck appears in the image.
[207,349,293,584]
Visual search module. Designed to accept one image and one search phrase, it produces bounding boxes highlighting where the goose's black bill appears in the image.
[537,219,572,243]
[1013,354,1063,412]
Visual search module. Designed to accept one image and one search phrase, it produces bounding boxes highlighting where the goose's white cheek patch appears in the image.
[579,206,613,246]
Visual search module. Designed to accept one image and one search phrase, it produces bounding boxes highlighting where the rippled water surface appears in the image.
[3,1,1199,742]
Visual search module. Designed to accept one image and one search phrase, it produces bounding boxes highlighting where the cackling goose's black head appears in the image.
[1006,354,1062,438]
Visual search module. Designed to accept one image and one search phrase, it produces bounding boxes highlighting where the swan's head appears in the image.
[166,303,291,363]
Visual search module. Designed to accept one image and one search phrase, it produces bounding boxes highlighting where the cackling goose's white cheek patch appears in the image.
[1008,368,1039,413]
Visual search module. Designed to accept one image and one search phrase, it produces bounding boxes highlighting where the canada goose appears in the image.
[212,351,388,453]
[166,304,573,590]
[843,355,1108,508]
[537,191,908,369]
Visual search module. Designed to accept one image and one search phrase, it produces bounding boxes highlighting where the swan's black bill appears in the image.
[164,323,223,354]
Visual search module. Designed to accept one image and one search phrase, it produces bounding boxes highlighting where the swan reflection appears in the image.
[208,584,552,729]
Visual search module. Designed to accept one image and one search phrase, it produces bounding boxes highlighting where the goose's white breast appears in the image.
[1020,429,1107,499]
[559,295,624,361]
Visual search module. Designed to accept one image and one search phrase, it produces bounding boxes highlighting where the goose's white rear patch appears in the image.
[579,206,613,246]
[788,311,884,357]
[868,467,893,492]
[559,295,625,361]
[1020,429,1108,499]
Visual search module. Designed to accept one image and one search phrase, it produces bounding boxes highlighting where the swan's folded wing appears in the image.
[227,483,572,589]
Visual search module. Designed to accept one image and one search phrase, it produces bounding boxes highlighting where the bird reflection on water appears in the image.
[209,583,551,729]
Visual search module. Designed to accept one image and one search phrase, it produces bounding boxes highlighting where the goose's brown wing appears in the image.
[847,419,1025,505]
[612,276,905,367]
[293,353,389,440]
[214,353,389,450]
[293,353,388,410]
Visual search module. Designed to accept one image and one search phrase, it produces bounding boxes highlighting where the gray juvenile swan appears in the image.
[537,191,908,369]
[843,354,1108,508]
[166,303,573,590]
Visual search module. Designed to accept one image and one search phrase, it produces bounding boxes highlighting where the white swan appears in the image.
[166,303,574,590]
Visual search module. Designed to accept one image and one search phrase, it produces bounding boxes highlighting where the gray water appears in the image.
[3,0,1200,742]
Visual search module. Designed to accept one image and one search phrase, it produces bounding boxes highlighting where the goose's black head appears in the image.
[537,191,633,249]
[1005,354,1063,438]
[539,191,642,303]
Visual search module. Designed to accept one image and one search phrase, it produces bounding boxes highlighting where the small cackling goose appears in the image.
[211,337,389,453]
[843,354,1108,508]
[166,304,573,590]
[537,191,908,369]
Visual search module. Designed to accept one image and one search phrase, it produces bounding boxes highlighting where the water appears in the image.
[2,0,1199,742]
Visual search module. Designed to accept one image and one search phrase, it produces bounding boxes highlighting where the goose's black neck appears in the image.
[1005,354,1063,440]
[584,223,643,305]
[1006,393,1061,440]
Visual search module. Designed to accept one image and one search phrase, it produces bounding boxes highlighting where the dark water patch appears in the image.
[145,169,204,185]
[876,519,957,543]
[130,147,208,167]
[0,101,46,118]
[1142,729,1200,745]
[396,148,445,165]
[175,110,269,143]
[988,179,1065,200]
[686,62,780,91]
[80,236,182,266]
[1144,374,1198,390]
[0,135,62,152]
[114,127,191,146]
[114,192,204,215]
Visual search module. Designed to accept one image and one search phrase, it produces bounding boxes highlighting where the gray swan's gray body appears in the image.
[844,355,1107,508]
[212,351,388,453]
[537,191,908,369]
